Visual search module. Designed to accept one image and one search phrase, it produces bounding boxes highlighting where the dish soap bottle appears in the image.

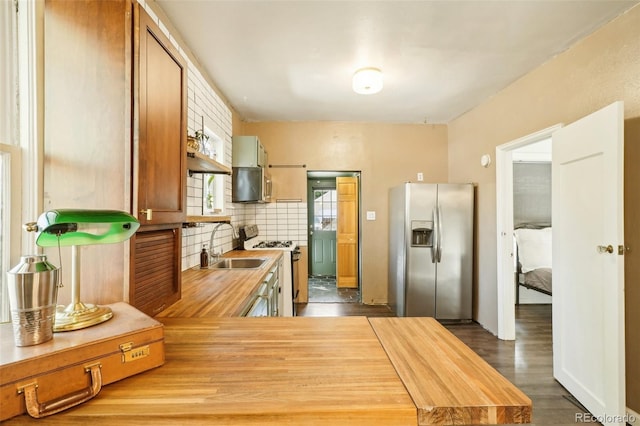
[200,245,209,268]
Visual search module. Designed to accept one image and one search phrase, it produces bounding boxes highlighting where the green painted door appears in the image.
[310,187,336,276]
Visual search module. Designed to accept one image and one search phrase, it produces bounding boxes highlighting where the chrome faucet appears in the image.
[208,222,238,263]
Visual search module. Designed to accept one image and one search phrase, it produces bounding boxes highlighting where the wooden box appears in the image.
[0,302,164,421]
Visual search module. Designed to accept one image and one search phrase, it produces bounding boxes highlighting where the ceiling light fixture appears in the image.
[352,67,383,95]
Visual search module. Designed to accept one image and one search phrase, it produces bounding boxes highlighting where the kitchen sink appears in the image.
[208,258,267,270]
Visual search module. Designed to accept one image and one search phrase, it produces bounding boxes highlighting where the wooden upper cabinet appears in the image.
[135,7,187,226]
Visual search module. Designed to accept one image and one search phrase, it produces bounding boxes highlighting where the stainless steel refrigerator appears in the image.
[388,183,474,319]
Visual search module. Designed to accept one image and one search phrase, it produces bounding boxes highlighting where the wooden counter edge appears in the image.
[368,317,532,426]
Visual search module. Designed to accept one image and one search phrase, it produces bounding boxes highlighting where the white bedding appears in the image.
[514,227,552,273]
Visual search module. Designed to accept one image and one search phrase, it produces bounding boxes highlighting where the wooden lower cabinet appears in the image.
[130,226,182,316]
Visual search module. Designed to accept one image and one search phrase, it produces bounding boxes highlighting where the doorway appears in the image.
[496,124,561,340]
[498,105,629,422]
[307,171,361,303]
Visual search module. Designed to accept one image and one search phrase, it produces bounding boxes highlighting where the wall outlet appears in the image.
[366,211,376,221]
[417,172,424,181]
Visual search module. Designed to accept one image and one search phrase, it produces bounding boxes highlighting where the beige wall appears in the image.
[240,121,448,303]
[448,5,640,334]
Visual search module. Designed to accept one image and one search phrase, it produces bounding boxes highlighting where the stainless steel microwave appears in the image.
[232,167,272,203]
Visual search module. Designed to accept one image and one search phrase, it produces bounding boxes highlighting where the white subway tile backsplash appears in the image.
[181,45,235,269]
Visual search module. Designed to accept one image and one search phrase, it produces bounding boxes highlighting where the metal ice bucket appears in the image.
[7,255,60,346]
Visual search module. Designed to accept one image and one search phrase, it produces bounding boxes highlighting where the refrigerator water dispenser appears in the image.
[411,221,433,247]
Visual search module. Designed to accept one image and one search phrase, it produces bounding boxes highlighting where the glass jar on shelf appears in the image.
[195,130,210,157]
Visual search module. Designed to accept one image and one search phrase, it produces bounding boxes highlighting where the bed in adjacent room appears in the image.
[514,225,552,301]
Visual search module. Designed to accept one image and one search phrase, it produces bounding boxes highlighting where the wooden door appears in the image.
[136,7,187,225]
[552,101,625,424]
[336,177,359,288]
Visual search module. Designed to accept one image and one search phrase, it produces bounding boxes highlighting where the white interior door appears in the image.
[552,101,625,424]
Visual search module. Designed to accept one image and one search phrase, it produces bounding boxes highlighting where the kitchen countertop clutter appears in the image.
[1,249,531,425]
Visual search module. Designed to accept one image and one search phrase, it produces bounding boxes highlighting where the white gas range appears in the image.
[241,225,296,316]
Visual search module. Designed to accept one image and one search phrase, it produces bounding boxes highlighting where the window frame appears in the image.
[0,144,22,322]
[1,0,42,322]
[200,127,225,216]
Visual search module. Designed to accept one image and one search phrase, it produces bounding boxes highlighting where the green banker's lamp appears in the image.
[25,209,139,331]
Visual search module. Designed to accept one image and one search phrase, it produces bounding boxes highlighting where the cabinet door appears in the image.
[136,7,187,225]
[232,136,264,167]
[130,227,182,316]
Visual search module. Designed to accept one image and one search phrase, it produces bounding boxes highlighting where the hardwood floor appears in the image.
[447,304,590,425]
[298,302,593,425]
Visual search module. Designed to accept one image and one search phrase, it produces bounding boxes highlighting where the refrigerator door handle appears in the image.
[431,207,437,263]
[436,205,443,263]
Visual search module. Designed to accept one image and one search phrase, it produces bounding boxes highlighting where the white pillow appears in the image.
[514,227,552,273]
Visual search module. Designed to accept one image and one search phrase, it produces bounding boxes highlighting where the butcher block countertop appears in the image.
[156,249,284,318]
[370,318,531,425]
[2,316,417,425]
[1,249,531,425]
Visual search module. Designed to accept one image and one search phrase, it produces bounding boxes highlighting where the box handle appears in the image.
[18,362,103,418]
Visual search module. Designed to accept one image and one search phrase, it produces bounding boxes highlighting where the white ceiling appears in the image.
[155,0,638,124]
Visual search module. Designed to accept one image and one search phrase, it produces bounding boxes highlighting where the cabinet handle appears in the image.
[140,209,152,220]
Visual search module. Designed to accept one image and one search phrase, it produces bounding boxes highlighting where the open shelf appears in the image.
[184,215,232,225]
[186,147,232,175]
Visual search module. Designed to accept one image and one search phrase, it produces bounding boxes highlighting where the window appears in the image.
[200,128,225,215]
[1,0,39,323]
[202,173,224,214]
[313,189,337,231]
[0,147,21,322]
[1,0,18,322]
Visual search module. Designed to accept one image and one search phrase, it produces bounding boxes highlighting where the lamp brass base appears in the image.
[53,302,113,332]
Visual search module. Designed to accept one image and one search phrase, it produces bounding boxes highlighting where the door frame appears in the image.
[306,171,361,300]
[495,124,562,340]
